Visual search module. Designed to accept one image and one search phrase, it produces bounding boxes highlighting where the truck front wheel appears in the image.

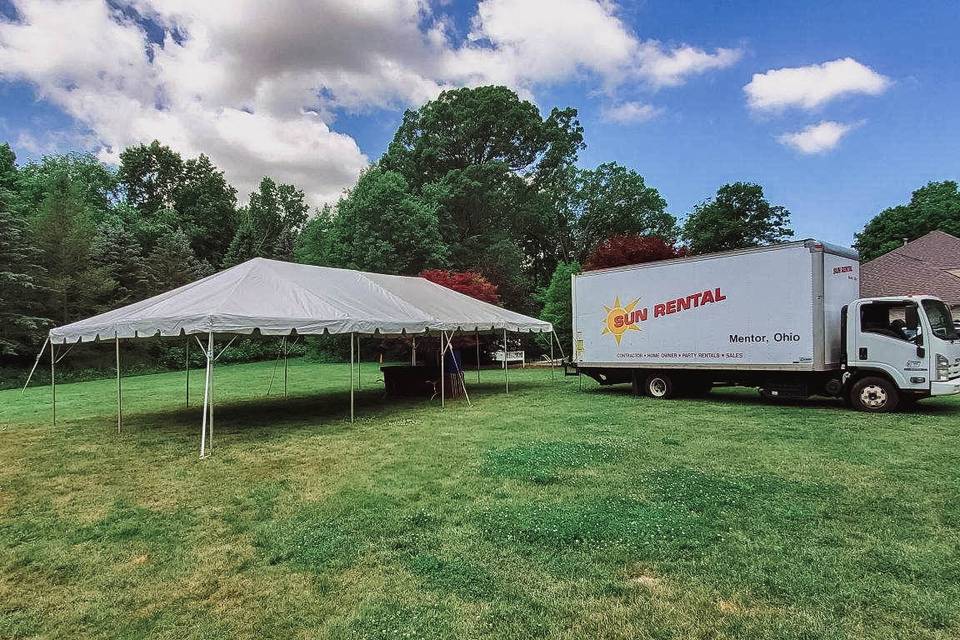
[644,373,675,399]
[849,376,899,412]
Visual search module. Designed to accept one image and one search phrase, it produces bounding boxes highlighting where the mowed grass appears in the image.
[2,359,960,639]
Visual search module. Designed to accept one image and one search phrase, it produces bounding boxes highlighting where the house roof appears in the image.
[860,230,960,305]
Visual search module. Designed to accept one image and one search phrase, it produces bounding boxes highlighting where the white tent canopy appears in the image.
[36,258,559,458]
[49,257,552,343]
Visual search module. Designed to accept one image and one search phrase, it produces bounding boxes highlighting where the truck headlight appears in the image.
[936,354,951,381]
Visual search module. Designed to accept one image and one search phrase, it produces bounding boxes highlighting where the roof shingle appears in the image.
[860,230,960,305]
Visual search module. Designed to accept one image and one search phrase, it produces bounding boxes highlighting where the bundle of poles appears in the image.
[23,328,567,458]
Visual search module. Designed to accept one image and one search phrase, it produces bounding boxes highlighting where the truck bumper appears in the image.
[930,378,960,396]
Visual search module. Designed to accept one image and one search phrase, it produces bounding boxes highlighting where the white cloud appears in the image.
[0,0,742,204]
[777,120,856,154]
[635,43,742,88]
[600,102,661,124]
[744,57,890,111]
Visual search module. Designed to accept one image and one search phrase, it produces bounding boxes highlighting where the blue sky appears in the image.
[1,0,958,246]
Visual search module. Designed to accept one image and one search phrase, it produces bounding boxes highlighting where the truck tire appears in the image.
[849,376,899,412]
[644,373,675,399]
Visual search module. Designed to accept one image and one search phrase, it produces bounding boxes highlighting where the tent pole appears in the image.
[210,333,215,453]
[357,334,361,390]
[185,338,190,406]
[552,330,567,360]
[503,329,509,394]
[450,330,471,406]
[475,330,480,384]
[350,332,355,423]
[550,331,554,381]
[50,340,56,426]
[116,333,122,433]
[21,336,49,395]
[411,335,416,366]
[440,331,446,408]
[283,336,288,398]
[200,332,212,458]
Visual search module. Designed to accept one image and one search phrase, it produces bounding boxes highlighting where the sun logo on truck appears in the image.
[602,296,644,345]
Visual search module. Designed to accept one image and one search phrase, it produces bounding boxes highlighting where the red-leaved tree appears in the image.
[583,235,685,271]
[420,269,500,304]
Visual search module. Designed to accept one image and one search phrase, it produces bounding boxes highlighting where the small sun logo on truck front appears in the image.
[602,296,645,345]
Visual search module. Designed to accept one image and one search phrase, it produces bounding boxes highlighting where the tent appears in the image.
[29,258,561,456]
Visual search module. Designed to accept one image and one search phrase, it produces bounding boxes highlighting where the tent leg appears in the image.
[185,338,190,406]
[357,334,361,390]
[116,334,122,433]
[475,330,480,384]
[550,331,554,381]
[200,332,212,458]
[283,337,288,398]
[552,330,567,361]
[411,335,416,366]
[449,330,471,407]
[20,336,49,395]
[350,332,355,423]
[440,331,446,408]
[503,329,509,394]
[50,340,56,426]
[210,337,215,453]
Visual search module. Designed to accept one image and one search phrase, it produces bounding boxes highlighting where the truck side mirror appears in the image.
[917,346,926,358]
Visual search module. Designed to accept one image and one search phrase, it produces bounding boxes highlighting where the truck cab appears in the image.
[844,295,960,410]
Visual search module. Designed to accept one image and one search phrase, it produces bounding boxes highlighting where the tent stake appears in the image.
[440,331,446,408]
[350,332,355,422]
[503,329,509,394]
[116,333,122,433]
[200,332,212,458]
[50,340,56,426]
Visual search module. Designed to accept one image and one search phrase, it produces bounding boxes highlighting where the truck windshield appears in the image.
[922,299,959,340]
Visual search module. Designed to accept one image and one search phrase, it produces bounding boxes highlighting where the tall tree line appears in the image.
[2,85,805,368]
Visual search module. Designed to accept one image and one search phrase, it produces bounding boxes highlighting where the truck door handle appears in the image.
[859,347,868,360]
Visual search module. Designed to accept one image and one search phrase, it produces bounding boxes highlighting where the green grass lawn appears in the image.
[1,359,959,639]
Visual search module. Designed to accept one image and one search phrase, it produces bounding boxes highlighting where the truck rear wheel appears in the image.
[644,373,675,399]
[849,376,899,412]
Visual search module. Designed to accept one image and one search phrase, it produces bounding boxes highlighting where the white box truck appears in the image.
[571,240,960,411]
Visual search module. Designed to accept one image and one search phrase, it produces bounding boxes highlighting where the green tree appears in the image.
[294,205,334,266]
[32,173,114,325]
[174,154,238,266]
[855,181,960,261]
[118,141,184,219]
[0,144,44,356]
[16,152,117,222]
[325,168,447,274]
[380,85,583,289]
[94,221,149,305]
[681,182,793,255]
[574,162,675,259]
[144,228,212,295]
[223,177,310,266]
[538,261,580,356]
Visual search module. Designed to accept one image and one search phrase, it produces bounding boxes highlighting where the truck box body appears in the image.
[572,241,860,372]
